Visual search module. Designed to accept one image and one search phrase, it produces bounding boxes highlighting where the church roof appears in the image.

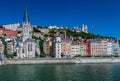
[15,38,22,42]
[16,42,20,48]
[25,38,36,43]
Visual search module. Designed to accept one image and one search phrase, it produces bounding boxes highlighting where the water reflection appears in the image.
[0,64,120,81]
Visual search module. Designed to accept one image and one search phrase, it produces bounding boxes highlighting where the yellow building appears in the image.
[49,40,52,55]
[43,38,53,56]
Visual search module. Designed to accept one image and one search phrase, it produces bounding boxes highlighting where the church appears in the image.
[13,8,40,58]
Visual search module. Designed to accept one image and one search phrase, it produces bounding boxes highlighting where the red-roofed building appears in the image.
[4,30,18,38]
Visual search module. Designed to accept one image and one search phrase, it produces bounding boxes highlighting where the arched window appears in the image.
[28,43,30,51]
[22,48,24,53]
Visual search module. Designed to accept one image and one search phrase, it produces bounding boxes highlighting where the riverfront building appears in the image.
[71,41,80,57]
[107,40,119,56]
[79,43,86,56]
[13,9,40,58]
[0,40,4,54]
[86,40,91,56]
[53,31,62,58]
[61,31,71,57]
[7,40,14,54]
[90,39,107,56]
[43,37,52,56]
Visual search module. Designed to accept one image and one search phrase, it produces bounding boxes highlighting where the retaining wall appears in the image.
[1,58,120,65]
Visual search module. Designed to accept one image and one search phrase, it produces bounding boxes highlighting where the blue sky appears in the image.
[0,0,120,39]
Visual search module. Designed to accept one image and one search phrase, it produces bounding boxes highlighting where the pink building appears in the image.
[61,39,72,57]
[86,40,91,56]
[61,31,72,57]
[90,39,107,56]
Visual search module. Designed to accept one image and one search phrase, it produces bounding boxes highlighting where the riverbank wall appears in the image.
[1,58,120,65]
[0,61,1,65]
[2,58,76,65]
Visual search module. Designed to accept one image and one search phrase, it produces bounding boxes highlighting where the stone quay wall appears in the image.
[75,58,120,63]
[1,58,120,65]
[2,58,76,65]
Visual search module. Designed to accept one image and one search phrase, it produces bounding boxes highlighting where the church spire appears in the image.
[23,8,29,24]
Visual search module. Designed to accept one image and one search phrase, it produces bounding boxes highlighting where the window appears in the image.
[31,44,32,51]
[28,44,30,51]
[22,49,24,53]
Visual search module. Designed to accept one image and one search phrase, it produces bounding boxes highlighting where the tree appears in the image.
[4,41,8,57]
[33,27,40,32]
[18,31,22,34]
[13,52,17,56]
[61,52,64,57]
[32,35,39,40]
[40,52,46,58]
[48,29,56,37]
[44,34,49,38]
[35,52,39,58]
[39,40,44,53]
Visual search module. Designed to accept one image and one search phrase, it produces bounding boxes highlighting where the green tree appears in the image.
[18,31,22,34]
[44,34,49,38]
[32,35,39,40]
[33,27,40,32]
[4,41,8,57]
[35,52,39,58]
[13,52,17,56]
[40,52,46,58]
[61,52,64,57]
[39,39,44,53]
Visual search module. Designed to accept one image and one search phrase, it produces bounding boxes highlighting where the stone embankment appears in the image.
[75,58,120,63]
[2,58,76,65]
[0,61,1,65]
[1,58,120,65]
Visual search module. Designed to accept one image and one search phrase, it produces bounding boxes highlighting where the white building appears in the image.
[2,23,20,31]
[71,41,80,57]
[48,26,59,29]
[73,24,88,33]
[90,39,107,56]
[53,36,62,58]
[79,43,86,56]
[107,40,119,56]
[13,8,40,58]
[82,24,88,33]
[0,40,4,54]
[71,41,86,57]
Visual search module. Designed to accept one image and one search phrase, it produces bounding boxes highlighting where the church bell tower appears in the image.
[22,8,31,42]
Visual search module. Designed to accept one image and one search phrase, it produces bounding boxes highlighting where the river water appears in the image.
[0,64,120,81]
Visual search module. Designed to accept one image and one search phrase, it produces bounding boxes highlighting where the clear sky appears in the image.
[0,0,120,39]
